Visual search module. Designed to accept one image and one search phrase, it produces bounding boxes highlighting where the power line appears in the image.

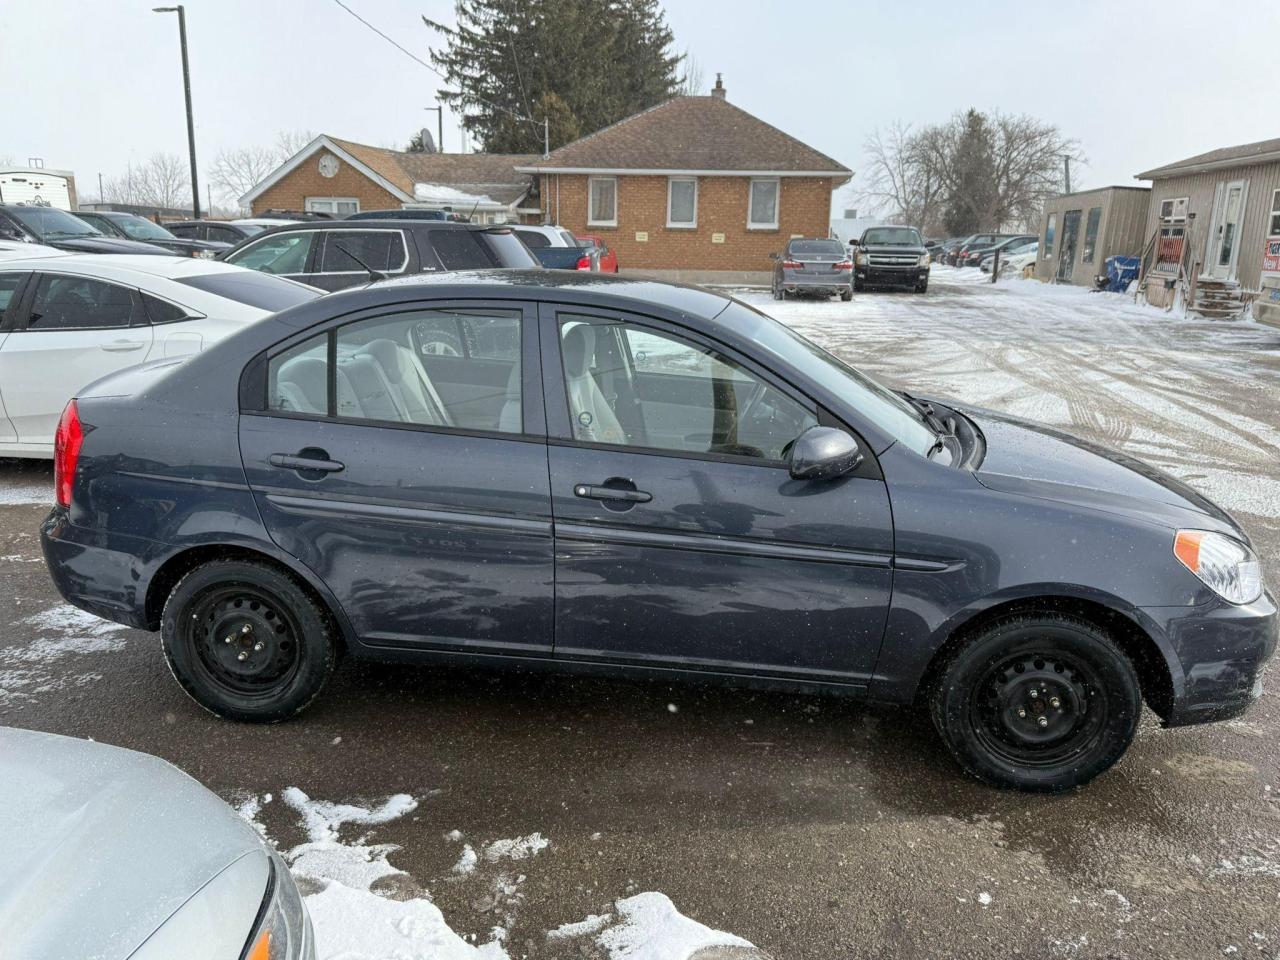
[328,0,543,129]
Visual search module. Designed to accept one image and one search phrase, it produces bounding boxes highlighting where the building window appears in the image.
[1270,189,1280,236]
[588,177,617,226]
[306,197,360,216]
[748,178,779,229]
[1081,207,1102,263]
[667,177,697,228]
[1159,197,1189,223]
[1043,214,1056,257]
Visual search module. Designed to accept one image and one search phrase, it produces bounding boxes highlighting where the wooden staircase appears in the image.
[1188,278,1246,319]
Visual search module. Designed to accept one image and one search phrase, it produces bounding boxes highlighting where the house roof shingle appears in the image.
[517,96,851,178]
[1137,136,1280,180]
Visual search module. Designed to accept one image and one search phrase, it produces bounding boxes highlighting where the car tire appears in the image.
[930,614,1141,792]
[917,279,929,294]
[162,559,339,723]
[853,279,865,293]
[840,289,853,302]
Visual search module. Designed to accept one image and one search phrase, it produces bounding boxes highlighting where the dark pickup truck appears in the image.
[851,225,931,293]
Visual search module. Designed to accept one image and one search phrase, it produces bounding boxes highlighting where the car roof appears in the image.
[248,219,496,235]
[0,253,262,281]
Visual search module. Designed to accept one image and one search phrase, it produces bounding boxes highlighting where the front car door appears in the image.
[539,304,894,686]
[307,228,413,293]
[238,299,554,656]
[0,271,152,448]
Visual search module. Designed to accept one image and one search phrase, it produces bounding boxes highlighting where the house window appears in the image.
[748,178,779,229]
[1043,214,1057,257]
[667,177,697,228]
[1270,189,1280,236]
[1159,197,1189,223]
[306,197,360,216]
[1082,207,1102,263]
[588,177,617,226]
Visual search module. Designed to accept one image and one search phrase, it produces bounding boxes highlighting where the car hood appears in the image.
[962,407,1243,536]
[48,235,171,256]
[0,728,264,960]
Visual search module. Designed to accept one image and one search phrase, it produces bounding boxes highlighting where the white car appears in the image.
[0,239,67,262]
[0,255,319,458]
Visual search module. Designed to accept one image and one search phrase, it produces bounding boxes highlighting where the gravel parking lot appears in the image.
[3,267,1280,959]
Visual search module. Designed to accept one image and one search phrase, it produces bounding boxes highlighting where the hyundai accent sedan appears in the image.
[41,271,1275,791]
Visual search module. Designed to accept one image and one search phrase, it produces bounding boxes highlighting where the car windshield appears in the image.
[788,240,845,257]
[861,227,921,246]
[9,206,101,239]
[115,216,176,241]
[717,300,938,455]
[176,271,320,312]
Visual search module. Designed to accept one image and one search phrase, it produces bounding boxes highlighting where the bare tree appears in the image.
[860,109,1083,235]
[678,51,704,96]
[209,146,279,210]
[274,129,317,162]
[101,153,190,210]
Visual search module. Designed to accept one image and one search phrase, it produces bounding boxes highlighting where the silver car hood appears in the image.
[0,728,264,960]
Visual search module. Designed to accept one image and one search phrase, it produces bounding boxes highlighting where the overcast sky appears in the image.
[3,0,1276,210]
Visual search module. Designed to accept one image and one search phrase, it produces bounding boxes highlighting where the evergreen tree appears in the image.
[942,110,996,236]
[424,0,682,154]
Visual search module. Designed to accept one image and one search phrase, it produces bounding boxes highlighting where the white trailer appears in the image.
[0,168,76,210]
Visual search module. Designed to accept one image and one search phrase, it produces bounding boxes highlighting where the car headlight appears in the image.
[244,855,311,960]
[855,252,868,265]
[1174,530,1263,605]
[919,253,931,266]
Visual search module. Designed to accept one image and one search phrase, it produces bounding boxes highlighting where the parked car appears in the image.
[922,238,945,260]
[953,233,1017,267]
[940,237,971,266]
[0,727,314,960]
[510,224,600,271]
[960,234,1036,268]
[771,237,852,300]
[347,209,469,222]
[980,239,1038,274]
[42,271,1276,792]
[0,239,65,262]
[0,204,169,256]
[221,219,540,292]
[576,233,618,273]
[73,210,231,259]
[164,219,267,246]
[851,226,931,292]
[0,254,319,458]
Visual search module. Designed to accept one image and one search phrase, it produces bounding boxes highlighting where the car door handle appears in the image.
[269,453,345,473]
[573,483,652,503]
[101,339,145,352]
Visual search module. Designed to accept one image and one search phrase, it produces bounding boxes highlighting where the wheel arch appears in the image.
[913,592,1178,721]
[143,541,357,652]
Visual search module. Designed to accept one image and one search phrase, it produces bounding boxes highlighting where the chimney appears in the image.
[711,73,726,100]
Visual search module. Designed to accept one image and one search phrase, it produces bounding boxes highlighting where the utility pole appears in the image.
[543,116,549,158]
[98,172,104,204]
[424,105,444,153]
[1063,154,1072,195]
[154,5,201,219]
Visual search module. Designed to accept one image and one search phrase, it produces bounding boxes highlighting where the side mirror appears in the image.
[788,426,863,481]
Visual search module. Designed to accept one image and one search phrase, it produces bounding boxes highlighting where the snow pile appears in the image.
[412,182,495,205]
[0,604,128,703]
[282,787,419,892]
[550,892,758,959]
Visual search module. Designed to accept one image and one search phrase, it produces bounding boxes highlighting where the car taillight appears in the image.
[575,256,591,270]
[54,400,84,509]
[834,260,852,270]
[782,260,802,269]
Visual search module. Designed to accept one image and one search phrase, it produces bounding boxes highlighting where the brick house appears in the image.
[516,78,851,282]
[241,134,539,223]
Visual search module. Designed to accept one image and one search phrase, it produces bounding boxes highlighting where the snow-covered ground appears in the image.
[741,266,1280,524]
[235,788,760,960]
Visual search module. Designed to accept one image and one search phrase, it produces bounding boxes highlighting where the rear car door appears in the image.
[307,228,413,293]
[540,304,894,685]
[0,272,152,446]
[238,299,554,656]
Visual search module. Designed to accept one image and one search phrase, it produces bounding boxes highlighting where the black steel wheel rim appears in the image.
[971,651,1107,768]
[186,585,302,698]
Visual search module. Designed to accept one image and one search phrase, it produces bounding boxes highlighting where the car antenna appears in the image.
[333,241,386,282]
[464,197,482,223]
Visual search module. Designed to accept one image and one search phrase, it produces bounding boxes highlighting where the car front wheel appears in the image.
[162,559,338,722]
[930,614,1141,791]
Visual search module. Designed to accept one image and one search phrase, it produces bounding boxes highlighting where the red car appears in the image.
[576,233,618,272]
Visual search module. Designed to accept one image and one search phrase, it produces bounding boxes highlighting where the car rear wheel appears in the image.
[162,560,338,722]
[840,289,853,302]
[930,614,1141,791]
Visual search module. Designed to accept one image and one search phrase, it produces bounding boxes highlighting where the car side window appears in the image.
[266,308,524,433]
[227,232,314,275]
[25,275,137,331]
[142,293,190,324]
[167,223,196,239]
[207,226,241,244]
[558,315,817,461]
[426,229,497,270]
[318,230,408,273]
[0,272,26,321]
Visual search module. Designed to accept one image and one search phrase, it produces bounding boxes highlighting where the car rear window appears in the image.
[176,271,319,311]
[481,230,540,269]
[513,228,551,248]
[788,240,845,257]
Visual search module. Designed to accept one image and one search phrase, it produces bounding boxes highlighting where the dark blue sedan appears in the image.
[41,271,1275,791]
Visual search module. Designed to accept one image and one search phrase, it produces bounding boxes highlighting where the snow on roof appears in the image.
[412,182,497,206]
